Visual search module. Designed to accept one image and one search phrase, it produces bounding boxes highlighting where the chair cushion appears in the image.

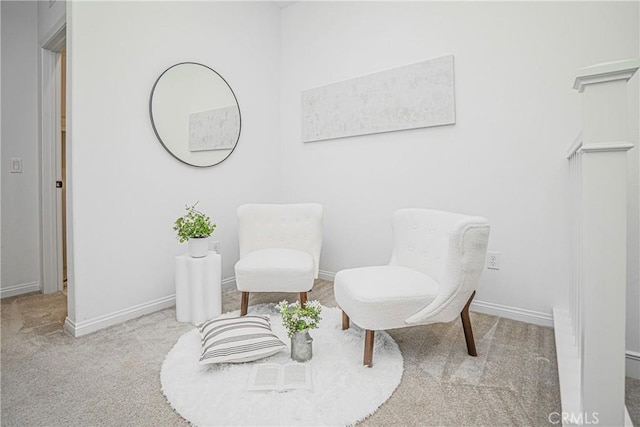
[235,248,315,292]
[334,266,439,330]
[197,315,286,364]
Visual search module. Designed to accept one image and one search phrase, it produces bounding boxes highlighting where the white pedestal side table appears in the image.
[175,251,222,325]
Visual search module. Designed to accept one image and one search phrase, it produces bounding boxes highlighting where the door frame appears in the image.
[40,24,66,295]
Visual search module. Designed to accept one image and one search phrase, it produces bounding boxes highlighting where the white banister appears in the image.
[555,58,638,426]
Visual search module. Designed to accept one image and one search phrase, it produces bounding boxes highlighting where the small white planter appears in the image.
[188,237,209,258]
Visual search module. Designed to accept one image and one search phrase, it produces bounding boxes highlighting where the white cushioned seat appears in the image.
[334,208,490,367]
[235,248,315,292]
[334,266,439,331]
[234,203,323,315]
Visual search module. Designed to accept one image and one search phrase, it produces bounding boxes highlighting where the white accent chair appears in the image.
[234,203,323,316]
[334,209,490,367]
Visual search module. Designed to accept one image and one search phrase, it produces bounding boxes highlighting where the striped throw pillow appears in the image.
[197,315,286,364]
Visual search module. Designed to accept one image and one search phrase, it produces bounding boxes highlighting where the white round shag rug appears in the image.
[161,304,403,426]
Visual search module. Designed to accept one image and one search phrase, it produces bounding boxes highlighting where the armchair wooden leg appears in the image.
[461,291,477,357]
[342,311,350,330]
[240,292,249,316]
[300,292,308,307]
[364,330,375,367]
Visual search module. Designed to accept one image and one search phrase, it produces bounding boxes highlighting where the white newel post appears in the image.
[573,59,638,427]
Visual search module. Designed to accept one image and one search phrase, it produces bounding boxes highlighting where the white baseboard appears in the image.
[471,299,553,327]
[64,294,176,337]
[627,350,640,379]
[221,276,236,291]
[318,270,336,281]
[61,271,560,336]
[1,281,41,298]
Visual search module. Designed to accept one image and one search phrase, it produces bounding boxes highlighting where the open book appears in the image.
[247,362,313,392]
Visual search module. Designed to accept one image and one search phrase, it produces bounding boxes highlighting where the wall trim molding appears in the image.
[573,58,640,93]
[0,282,41,298]
[221,276,236,291]
[470,299,553,327]
[39,15,66,49]
[63,294,176,337]
[60,272,615,336]
[318,270,336,281]
[579,141,634,154]
[627,350,640,380]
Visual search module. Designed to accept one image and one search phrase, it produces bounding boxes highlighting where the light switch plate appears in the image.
[10,158,22,173]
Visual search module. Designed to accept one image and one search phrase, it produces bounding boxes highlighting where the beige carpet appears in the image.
[1,280,638,426]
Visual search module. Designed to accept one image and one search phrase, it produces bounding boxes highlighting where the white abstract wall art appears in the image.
[301,55,456,142]
[189,105,240,152]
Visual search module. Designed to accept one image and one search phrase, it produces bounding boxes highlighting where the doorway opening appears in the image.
[40,22,72,329]
[60,50,67,290]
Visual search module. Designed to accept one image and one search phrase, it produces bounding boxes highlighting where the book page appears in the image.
[283,364,309,388]
[247,363,312,392]
[247,364,281,391]
[254,365,280,387]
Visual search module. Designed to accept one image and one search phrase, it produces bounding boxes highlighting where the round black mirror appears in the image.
[150,62,241,167]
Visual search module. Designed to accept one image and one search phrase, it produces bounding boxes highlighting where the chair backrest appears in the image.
[390,209,490,323]
[237,203,323,277]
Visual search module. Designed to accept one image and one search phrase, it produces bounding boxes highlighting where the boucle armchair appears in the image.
[234,203,323,316]
[334,208,490,367]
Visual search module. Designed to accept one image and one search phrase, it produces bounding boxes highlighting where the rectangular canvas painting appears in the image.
[301,55,455,142]
[189,105,240,152]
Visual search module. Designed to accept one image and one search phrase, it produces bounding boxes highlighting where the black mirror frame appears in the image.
[149,62,242,168]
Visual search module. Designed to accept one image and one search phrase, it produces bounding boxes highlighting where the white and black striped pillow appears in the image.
[197,315,286,364]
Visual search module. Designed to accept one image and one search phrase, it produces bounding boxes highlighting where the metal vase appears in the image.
[290,329,313,362]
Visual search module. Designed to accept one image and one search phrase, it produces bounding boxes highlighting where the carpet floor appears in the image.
[1,279,638,426]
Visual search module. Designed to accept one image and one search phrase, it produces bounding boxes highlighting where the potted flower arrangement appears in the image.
[277,299,322,362]
[173,202,216,258]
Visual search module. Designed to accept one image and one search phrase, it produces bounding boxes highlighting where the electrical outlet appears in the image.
[487,251,500,270]
[10,158,22,173]
[211,240,221,254]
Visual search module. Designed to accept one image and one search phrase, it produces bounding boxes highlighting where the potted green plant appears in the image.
[277,299,322,362]
[174,202,216,258]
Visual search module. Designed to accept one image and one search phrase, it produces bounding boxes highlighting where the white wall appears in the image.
[67,1,281,327]
[10,0,638,354]
[1,1,41,297]
[279,2,639,325]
